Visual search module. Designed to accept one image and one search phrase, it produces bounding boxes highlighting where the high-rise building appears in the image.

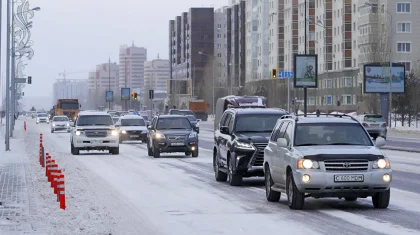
[87,62,119,109]
[144,59,170,91]
[245,0,259,82]
[214,7,228,89]
[53,79,89,106]
[118,43,147,90]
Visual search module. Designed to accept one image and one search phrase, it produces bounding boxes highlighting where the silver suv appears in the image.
[263,114,392,210]
[357,114,387,139]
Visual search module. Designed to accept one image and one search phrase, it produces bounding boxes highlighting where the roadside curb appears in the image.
[381,146,420,153]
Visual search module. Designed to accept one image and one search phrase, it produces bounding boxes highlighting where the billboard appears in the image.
[121,88,131,100]
[105,91,113,102]
[294,54,318,88]
[363,63,405,93]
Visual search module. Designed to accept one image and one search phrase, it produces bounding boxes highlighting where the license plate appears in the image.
[371,124,379,127]
[130,135,139,138]
[171,142,184,146]
[334,175,364,182]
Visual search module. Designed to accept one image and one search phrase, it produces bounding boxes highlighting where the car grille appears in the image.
[251,143,267,166]
[63,111,75,116]
[84,130,108,138]
[126,130,144,135]
[167,135,186,140]
[324,159,369,171]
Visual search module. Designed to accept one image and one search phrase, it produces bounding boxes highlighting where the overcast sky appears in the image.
[0,0,227,110]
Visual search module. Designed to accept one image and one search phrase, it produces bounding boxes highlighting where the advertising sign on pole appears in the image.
[121,88,130,100]
[293,54,318,88]
[105,91,113,102]
[363,63,405,93]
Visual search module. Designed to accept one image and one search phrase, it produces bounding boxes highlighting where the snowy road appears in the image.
[24,119,420,235]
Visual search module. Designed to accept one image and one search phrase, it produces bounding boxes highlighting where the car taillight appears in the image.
[362,123,369,127]
[381,123,387,127]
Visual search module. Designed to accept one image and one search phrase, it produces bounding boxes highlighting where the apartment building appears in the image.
[214,7,228,89]
[118,44,147,89]
[87,62,119,109]
[245,0,259,82]
[144,59,170,91]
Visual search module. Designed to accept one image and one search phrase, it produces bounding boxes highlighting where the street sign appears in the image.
[278,71,294,78]
[15,78,27,83]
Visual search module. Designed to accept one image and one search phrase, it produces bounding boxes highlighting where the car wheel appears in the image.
[110,147,119,155]
[286,172,305,210]
[153,142,160,158]
[71,142,79,155]
[265,166,281,202]
[345,197,357,201]
[51,129,54,133]
[228,157,242,186]
[372,189,390,209]
[192,148,198,158]
[67,130,70,133]
[213,149,227,182]
[185,151,192,156]
[147,140,153,156]
[119,138,123,144]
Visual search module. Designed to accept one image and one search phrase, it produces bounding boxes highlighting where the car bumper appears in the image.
[52,126,70,131]
[73,136,119,148]
[293,169,392,197]
[38,119,49,123]
[120,132,148,141]
[366,129,387,137]
[232,149,264,177]
[153,138,198,153]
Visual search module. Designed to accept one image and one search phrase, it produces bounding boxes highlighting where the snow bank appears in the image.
[22,124,117,235]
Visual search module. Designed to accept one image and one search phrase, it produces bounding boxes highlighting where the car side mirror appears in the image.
[220,126,229,134]
[277,138,288,148]
[375,137,386,148]
[193,126,199,132]
[197,119,201,122]
[147,125,152,130]
[70,123,75,127]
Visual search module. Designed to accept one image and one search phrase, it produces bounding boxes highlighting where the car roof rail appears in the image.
[295,113,358,122]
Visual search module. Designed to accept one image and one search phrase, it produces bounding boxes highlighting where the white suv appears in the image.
[51,115,70,133]
[70,111,119,155]
[263,114,391,210]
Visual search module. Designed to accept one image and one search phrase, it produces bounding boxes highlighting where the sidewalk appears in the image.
[0,118,46,234]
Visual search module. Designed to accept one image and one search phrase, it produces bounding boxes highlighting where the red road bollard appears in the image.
[57,174,66,210]
[48,160,55,182]
[24,121,26,131]
[45,154,51,177]
[50,164,58,188]
[54,169,61,195]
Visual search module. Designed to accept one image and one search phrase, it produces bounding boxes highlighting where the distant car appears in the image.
[51,116,70,133]
[115,115,148,143]
[112,116,120,124]
[358,114,387,139]
[185,115,200,133]
[36,113,49,124]
[168,109,195,116]
[146,115,199,158]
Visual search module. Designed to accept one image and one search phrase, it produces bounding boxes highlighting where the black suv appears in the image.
[146,115,199,158]
[213,108,288,186]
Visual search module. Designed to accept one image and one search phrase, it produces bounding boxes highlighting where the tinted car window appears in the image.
[235,114,283,132]
[186,115,197,121]
[156,118,192,130]
[121,119,145,126]
[53,116,69,121]
[60,102,79,110]
[37,114,47,117]
[364,115,384,122]
[142,116,149,121]
[294,123,373,146]
[76,115,113,126]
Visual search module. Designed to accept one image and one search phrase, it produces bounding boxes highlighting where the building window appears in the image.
[327,96,332,105]
[324,79,332,88]
[397,3,411,13]
[217,34,222,38]
[308,97,315,105]
[217,24,222,29]
[397,42,411,52]
[342,95,352,105]
[399,61,411,71]
[344,77,352,87]
[397,22,411,33]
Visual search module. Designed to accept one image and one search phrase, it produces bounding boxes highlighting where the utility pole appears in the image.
[10,0,16,136]
[108,57,111,110]
[125,57,128,111]
[303,0,308,117]
[4,0,12,150]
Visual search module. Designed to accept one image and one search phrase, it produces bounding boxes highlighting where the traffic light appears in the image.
[149,89,154,99]
[27,76,32,84]
[133,92,138,100]
[272,69,277,78]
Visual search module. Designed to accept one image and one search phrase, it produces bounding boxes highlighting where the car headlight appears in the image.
[67,123,69,126]
[196,122,199,127]
[121,130,127,134]
[154,132,166,139]
[373,158,390,169]
[110,130,118,136]
[75,131,82,136]
[297,159,320,169]
[189,132,197,138]
[52,123,56,127]
[233,140,255,150]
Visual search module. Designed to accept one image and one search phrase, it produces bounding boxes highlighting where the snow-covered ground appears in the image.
[2,117,420,234]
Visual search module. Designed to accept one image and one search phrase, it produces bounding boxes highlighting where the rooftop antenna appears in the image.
[157,53,160,59]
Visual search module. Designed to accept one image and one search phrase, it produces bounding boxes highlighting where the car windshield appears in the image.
[235,114,284,132]
[171,110,194,116]
[364,115,384,122]
[186,115,197,122]
[60,101,79,110]
[38,114,47,117]
[294,123,373,146]
[53,117,68,121]
[76,115,113,126]
[142,116,149,121]
[121,119,145,126]
[156,117,192,130]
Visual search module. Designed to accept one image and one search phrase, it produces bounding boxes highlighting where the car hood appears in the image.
[158,129,193,135]
[235,132,271,143]
[119,126,147,131]
[295,145,383,156]
[37,117,48,119]
[75,125,114,130]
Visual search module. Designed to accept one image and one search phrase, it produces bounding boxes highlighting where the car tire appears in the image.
[51,129,54,133]
[119,138,123,144]
[286,172,305,210]
[110,147,119,155]
[153,142,160,158]
[265,166,281,202]
[213,149,227,182]
[147,141,153,156]
[71,142,79,155]
[67,130,70,133]
[192,148,198,158]
[345,197,357,202]
[185,151,192,156]
[372,189,390,209]
[228,157,242,186]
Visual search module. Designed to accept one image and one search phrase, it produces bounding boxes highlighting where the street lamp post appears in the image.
[198,51,215,115]
[366,2,393,127]
[4,0,12,150]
